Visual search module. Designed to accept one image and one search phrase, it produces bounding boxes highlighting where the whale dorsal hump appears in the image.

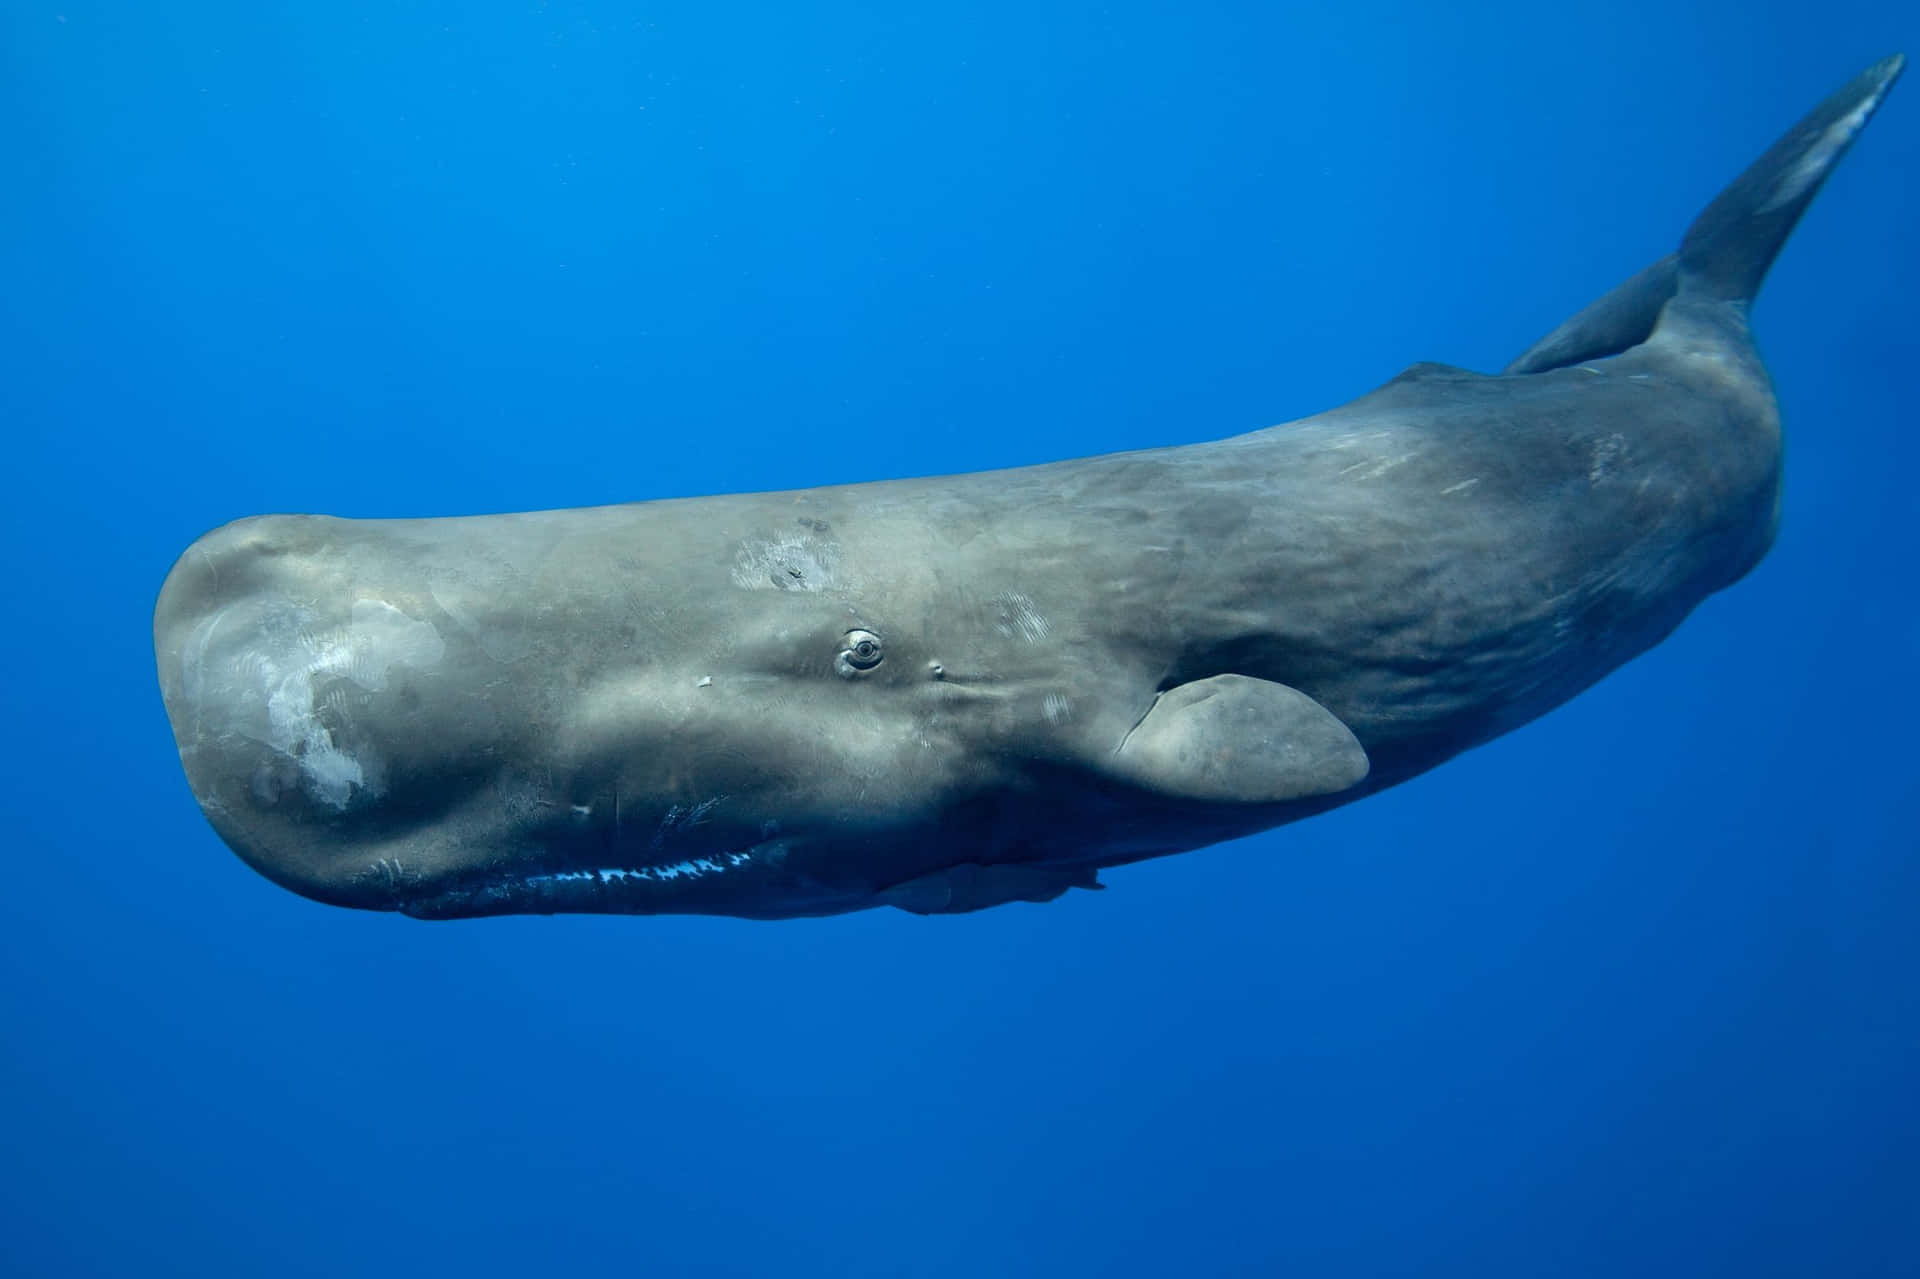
[1504,254,1680,375]
[1386,361,1483,385]
[1114,675,1369,805]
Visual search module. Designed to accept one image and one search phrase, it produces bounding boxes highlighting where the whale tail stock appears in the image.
[1505,54,1904,376]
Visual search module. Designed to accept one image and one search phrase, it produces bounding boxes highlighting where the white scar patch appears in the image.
[1588,433,1629,483]
[995,590,1051,643]
[733,534,841,591]
[650,797,725,850]
[429,564,536,663]
[204,599,446,810]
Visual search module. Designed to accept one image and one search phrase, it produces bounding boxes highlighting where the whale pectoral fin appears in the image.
[878,863,1103,915]
[1114,674,1369,805]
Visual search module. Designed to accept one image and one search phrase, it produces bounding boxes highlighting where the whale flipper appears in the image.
[1114,675,1369,806]
[879,863,1103,915]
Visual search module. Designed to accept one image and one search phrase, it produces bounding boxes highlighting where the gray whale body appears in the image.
[155,58,1903,920]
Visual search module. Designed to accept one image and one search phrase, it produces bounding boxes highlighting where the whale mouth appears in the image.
[396,851,770,919]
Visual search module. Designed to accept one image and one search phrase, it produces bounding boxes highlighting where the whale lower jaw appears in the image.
[386,839,872,919]
[398,858,757,918]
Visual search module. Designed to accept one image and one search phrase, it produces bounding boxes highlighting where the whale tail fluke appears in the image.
[1506,54,1903,375]
[1678,52,1904,304]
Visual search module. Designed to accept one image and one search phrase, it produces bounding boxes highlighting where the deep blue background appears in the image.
[4,3,1916,1275]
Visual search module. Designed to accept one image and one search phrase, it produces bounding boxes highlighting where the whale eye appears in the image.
[838,629,884,675]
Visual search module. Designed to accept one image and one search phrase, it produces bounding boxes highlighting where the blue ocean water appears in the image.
[4,2,1916,1275]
